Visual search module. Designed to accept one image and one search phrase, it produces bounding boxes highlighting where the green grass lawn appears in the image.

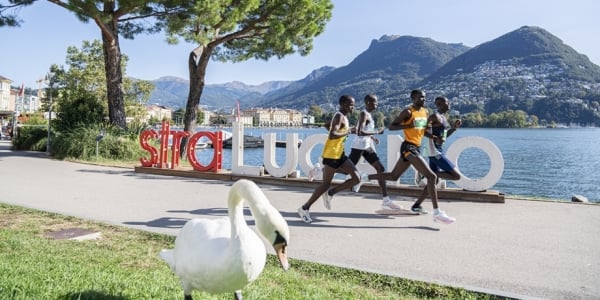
[0,203,499,300]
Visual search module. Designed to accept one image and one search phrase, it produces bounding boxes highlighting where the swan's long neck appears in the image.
[228,181,270,239]
[225,180,290,272]
[228,188,248,240]
[227,180,286,251]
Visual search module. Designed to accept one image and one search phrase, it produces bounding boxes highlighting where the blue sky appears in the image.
[2,0,599,89]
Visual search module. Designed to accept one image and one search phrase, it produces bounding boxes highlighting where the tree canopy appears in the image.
[1,0,185,128]
[2,0,334,133]
[159,0,333,136]
[50,40,153,132]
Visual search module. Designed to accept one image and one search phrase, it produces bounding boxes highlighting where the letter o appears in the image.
[445,136,504,192]
[298,133,327,176]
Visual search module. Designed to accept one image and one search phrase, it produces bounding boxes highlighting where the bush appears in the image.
[53,94,105,133]
[11,125,49,152]
[52,124,147,161]
[11,118,148,162]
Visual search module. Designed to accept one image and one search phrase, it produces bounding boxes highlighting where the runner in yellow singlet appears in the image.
[297,95,361,224]
[368,90,456,224]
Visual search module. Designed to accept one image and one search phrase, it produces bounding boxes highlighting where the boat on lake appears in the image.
[221,135,265,148]
[275,140,302,148]
[195,136,212,149]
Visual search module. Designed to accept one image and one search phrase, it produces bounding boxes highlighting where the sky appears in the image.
[2,0,599,90]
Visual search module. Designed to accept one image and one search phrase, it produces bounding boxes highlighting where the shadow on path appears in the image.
[123,207,439,231]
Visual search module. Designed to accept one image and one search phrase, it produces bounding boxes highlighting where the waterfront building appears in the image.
[243,107,303,127]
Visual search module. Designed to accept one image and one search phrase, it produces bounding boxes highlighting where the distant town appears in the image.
[149,105,312,128]
[0,76,312,131]
[422,60,600,115]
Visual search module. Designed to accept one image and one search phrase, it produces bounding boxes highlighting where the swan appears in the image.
[159,179,290,300]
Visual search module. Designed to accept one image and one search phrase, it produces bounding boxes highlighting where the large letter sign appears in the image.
[139,124,505,191]
[297,133,327,177]
[139,121,223,172]
[231,122,263,176]
[139,130,159,167]
[187,131,223,172]
[264,132,299,177]
[445,136,504,192]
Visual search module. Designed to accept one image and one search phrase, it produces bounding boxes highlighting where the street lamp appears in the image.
[45,72,54,154]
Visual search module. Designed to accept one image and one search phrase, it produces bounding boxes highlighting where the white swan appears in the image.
[159,179,290,300]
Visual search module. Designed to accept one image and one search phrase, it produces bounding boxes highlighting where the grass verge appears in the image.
[0,203,501,300]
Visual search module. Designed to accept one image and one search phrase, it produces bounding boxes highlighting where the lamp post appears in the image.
[46,72,54,154]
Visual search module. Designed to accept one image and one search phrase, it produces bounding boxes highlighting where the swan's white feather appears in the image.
[159,179,288,296]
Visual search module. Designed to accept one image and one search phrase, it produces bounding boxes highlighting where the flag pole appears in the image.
[18,83,24,123]
[236,100,241,122]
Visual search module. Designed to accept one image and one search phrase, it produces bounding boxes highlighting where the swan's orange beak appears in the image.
[273,242,289,271]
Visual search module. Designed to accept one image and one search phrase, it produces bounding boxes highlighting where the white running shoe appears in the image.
[322,190,333,210]
[352,173,369,193]
[381,200,404,210]
[433,210,456,224]
[297,207,312,224]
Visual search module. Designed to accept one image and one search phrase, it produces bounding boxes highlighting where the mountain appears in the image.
[148,26,600,126]
[259,35,470,109]
[148,76,292,110]
[425,26,600,83]
[148,76,188,108]
[264,66,336,100]
[419,26,600,125]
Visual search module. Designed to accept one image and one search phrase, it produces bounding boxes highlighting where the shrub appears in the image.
[11,125,49,152]
[52,124,146,161]
[53,93,105,133]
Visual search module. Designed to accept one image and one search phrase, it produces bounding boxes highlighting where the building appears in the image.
[243,108,303,127]
[198,110,213,126]
[146,105,172,123]
[303,115,315,125]
[0,75,43,115]
[225,114,254,127]
[0,75,12,113]
[16,94,41,114]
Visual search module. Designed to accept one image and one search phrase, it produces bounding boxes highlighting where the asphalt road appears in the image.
[1,140,598,299]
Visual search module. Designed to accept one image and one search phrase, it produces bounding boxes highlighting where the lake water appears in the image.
[193,127,600,203]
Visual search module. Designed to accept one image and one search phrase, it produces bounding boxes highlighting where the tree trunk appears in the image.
[184,47,213,132]
[101,21,127,129]
[180,46,213,157]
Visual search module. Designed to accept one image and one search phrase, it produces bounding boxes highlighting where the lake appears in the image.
[193,127,600,203]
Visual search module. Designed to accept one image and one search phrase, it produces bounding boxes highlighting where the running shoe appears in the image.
[433,210,456,224]
[352,173,369,193]
[322,190,333,210]
[411,206,430,214]
[381,200,404,210]
[297,207,312,224]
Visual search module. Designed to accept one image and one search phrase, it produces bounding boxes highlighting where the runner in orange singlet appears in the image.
[369,90,456,224]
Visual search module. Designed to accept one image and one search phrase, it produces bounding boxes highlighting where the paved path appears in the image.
[1,140,598,299]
